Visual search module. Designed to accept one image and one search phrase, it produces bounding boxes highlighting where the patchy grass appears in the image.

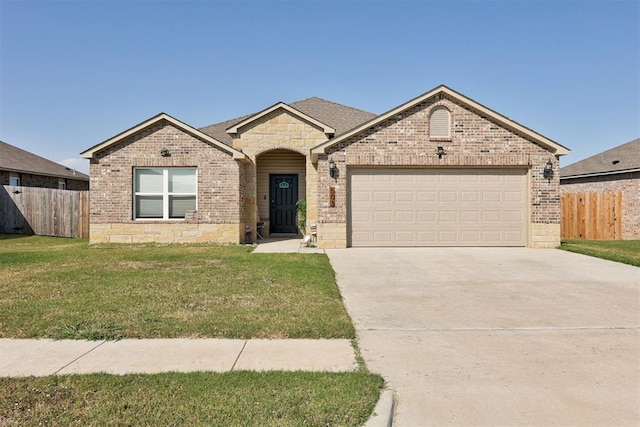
[0,371,384,426]
[0,235,354,339]
[559,239,640,267]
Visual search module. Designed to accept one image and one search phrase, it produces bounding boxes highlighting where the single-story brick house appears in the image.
[81,85,569,247]
[1,140,89,190]
[560,137,639,239]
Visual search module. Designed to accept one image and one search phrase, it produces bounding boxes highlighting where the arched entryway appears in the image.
[255,149,306,236]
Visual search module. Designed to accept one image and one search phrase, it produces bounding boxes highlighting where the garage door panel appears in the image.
[439,192,458,202]
[417,191,437,202]
[374,211,392,222]
[395,211,414,222]
[349,168,527,247]
[396,191,415,202]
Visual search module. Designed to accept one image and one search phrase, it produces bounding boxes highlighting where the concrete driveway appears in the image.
[327,248,640,426]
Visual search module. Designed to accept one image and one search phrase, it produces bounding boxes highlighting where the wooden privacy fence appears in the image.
[0,186,89,238]
[561,191,622,240]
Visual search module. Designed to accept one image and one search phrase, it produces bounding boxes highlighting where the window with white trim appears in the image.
[58,178,67,190]
[134,168,197,219]
[429,107,451,138]
[9,173,20,186]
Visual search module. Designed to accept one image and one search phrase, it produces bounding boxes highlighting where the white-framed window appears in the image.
[134,168,197,219]
[429,107,451,138]
[9,173,20,186]
[58,178,67,190]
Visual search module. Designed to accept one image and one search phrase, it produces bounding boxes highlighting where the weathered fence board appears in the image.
[0,186,89,238]
[561,191,622,240]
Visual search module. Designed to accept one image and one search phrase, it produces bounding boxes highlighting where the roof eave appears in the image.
[311,85,570,158]
[0,166,89,181]
[81,113,248,162]
[226,102,336,135]
[560,167,640,180]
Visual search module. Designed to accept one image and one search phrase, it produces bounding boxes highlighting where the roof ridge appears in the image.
[289,96,376,115]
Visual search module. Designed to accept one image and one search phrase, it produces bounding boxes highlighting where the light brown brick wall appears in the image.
[560,172,640,239]
[89,120,244,243]
[318,94,562,247]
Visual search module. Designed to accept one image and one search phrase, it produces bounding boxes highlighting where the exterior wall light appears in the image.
[436,146,446,159]
[160,148,171,157]
[328,159,337,178]
[543,159,554,180]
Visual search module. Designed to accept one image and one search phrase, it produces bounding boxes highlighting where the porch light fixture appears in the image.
[160,147,171,157]
[543,159,554,180]
[436,146,446,159]
[328,159,337,178]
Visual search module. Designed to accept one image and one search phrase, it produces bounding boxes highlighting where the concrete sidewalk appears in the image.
[252,235,325,254]
[0,338,356,377]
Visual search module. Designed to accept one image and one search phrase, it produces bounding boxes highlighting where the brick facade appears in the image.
[317,94,561,248]
[85,87,565,247]
[560,172,640,239]
[88,120,245,244]
[0,170,88,190]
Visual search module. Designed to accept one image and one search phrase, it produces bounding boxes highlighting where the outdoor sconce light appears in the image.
[328,159,337,178]
[160,147,171,157]
[436,146,446,159]
[543,159,554,180]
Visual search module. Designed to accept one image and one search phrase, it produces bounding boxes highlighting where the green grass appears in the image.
[0,235,355,339]
[559,239,640,267]
[0,371,384,426]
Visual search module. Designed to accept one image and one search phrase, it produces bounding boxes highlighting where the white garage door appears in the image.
[349,168,527,247]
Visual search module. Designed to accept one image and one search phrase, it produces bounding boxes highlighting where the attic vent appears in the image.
[429,107,451,138]
[612,160,620,165]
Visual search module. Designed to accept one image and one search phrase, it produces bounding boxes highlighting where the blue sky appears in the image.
[1,0,638,174]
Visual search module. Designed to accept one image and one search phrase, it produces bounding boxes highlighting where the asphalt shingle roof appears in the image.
[0,141,89,180]
[560,138,640,178]
[198,97,376,146]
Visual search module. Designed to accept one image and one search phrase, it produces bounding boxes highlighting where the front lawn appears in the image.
[559,239,640,267]
[0,371,384,426]
[0,235,354,339]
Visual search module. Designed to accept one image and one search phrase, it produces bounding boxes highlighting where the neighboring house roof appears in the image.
[311,84,570,162]
[81,113,248,162]
[560,138,640,179]
[199,97,376,146]
[0,140,89,181]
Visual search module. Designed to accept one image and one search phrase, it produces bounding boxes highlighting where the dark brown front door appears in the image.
[269,174,298,233]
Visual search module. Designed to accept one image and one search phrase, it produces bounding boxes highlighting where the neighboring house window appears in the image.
[58,178,67,190]
[429,107,451,138]
[134,168,197,219]
[9,173,20,186]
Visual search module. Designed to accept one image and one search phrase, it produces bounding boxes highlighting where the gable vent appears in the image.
[430,107,451,138]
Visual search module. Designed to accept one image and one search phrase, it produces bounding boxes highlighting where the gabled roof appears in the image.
[560,137,640,179]
[0,140,89,181]
[81,113,248,162]
[226,102,335,135]
[199,97,376,146]
[311,85,570,162]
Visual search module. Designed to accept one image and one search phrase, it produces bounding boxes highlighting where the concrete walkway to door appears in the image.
[327,247,640,426]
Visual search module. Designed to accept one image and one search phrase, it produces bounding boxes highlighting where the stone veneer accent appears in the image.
[317,94,562,248]
[88,120,245,244]
[560,171,640,239]
[316,222,347,249]
[90,223,242,244]
[230,109,327,240]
